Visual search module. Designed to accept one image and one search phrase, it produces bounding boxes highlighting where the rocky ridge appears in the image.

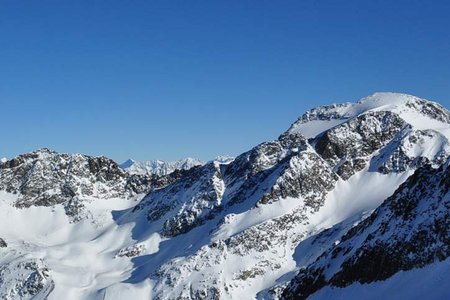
[0,148,152,220]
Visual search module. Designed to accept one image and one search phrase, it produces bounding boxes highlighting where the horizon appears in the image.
[1,91,448,164]
[2,1,450,162]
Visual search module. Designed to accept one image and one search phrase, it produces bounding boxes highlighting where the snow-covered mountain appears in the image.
[0,92,449,300]
[119,158,204,176]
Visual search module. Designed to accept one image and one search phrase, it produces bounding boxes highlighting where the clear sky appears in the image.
[1,0,449,162]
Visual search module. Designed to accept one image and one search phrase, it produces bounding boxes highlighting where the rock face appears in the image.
[314,111,406,179]
[282,162,450,299]
[138,161,225,238]
[0,258,54,300]
[0,92,449,300]
[258,148,338,207]
[372,127,449,173]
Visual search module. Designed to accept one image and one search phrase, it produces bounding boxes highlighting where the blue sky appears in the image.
[1,0,449,162]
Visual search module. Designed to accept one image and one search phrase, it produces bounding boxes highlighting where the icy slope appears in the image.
[0,92,449,300]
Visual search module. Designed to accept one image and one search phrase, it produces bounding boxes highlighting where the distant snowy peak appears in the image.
[288,92,450,138]
[120,155,235,176]
[0,157,6,164]
[119,158,136,169]
[120,157,204,176]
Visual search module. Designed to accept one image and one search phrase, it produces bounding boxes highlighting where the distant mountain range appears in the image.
[119,157,205,176]
[119,155,234,177]
[0,92,449,300]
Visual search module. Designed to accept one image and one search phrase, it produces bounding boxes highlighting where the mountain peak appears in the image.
[119,158,136,169]
[31,147,57,155]
[356,92,441,112]
[359,91,421,105]
[287,92,450,139]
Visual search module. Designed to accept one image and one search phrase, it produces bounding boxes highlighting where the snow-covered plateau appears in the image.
[0,92,449,300]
